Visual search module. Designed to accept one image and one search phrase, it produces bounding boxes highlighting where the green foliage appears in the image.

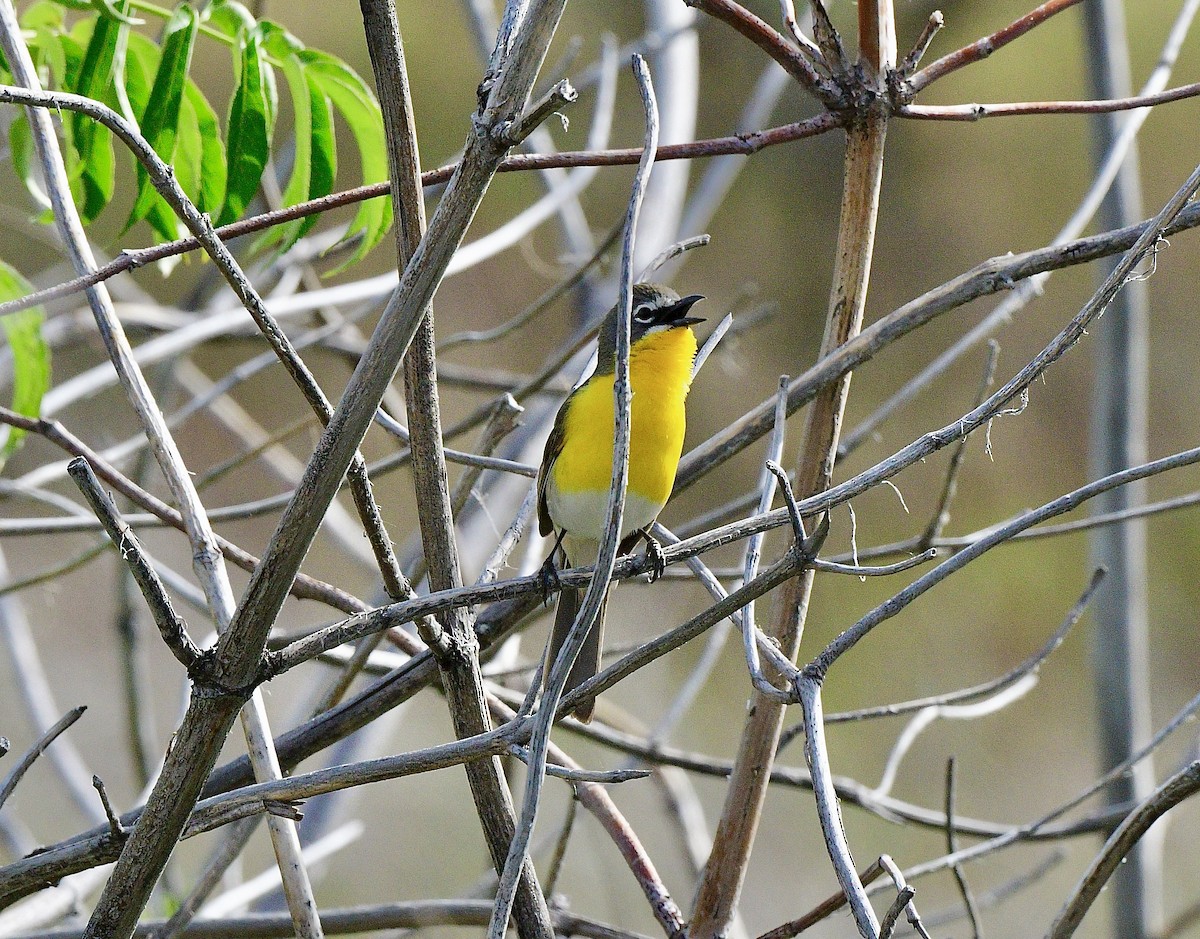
[0,0,391,268]
[0,264,51,465]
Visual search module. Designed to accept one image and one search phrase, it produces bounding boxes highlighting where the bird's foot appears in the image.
[538,554,562,605]
[643,534,667,583]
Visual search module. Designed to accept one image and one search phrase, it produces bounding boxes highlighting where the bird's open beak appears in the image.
[668,294,705,327]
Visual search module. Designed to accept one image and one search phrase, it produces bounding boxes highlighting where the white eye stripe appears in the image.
[633,305,656,322]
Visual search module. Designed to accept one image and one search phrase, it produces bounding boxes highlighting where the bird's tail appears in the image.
[544,582,608,724]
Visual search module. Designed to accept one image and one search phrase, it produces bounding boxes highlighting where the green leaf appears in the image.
[0,264,52,464]
[70,9,122,221]
[251,23,314,255]
[205,0,256,38]
[183,80,227,215]
[127,5,198,233]
[217,25,277,226]
[303,69,337,234]
[122,30,159,126]
[23,2,69,87]
[8,117,52,218]
[302,49,391,271]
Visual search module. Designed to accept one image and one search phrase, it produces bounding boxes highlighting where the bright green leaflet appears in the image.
[0,264,52,464]
[302,49,391,272]
[218,24,277,226]
[127,4,198,236]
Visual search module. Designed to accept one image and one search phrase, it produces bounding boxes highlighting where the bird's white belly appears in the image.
[545,483,664,542]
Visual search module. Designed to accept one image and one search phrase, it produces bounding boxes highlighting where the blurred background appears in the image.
[1,1,1199,937]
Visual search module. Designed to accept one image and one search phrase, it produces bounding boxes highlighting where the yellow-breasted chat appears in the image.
[538,283,704,722]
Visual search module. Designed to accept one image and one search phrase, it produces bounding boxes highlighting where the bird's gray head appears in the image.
[595,283,704,371]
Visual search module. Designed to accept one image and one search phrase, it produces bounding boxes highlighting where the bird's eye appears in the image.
[633,304,656,324]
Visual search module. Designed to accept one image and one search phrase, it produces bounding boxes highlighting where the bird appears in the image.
[538,282,704,722]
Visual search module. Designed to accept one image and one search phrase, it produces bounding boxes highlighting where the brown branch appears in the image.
[906,0,1086,94]
[691,2,894,930]
[683,0,843,104]
[899,79,1200,120]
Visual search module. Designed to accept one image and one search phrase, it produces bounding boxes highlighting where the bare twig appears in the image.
[897,10,944,78]
[899,80,1200,119]
[917,342,998,548]
[684,0,842,104]
[778,0,824,63]
[67,458,202,669]
[877,856,929,939]
[944,759,983,939]
[0,706,87,811]
[501,78,578,145]
[1049,763,1200,939]
[756,859,889,939]
[91,776,128,839]
[737,377,793,698]
[905,0,1085,94]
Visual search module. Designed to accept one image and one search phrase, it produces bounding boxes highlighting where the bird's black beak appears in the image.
[667,294,705,327]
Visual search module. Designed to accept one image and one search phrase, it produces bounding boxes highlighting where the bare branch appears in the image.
[906,0,1085,94]
[1049,763,1200,939]
[67,458,202,670]
[0,706,87,812]
[899,80,1200,119]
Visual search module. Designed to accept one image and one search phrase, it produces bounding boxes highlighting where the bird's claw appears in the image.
[644,535,667,583]
[538,555,561,605]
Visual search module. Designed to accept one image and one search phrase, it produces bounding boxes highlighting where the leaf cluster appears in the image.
[0,0,390,266]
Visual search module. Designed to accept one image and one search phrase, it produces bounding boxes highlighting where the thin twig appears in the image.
[944,759,983,939]
[67,458,202,669]
[897,11,944,78]
[738,377,792,697]
[683,0,843,104]
[92,776,128,838]
[877,856,929,939]
[905,0,1085,94]
[501,78,579,145]
[778,0,825,63]
[917,341,998,548]
[899,80,1200,119]
[0,706,87,811]
[1049,762,1200,939]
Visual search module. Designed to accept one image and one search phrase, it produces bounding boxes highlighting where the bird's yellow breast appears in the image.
[548,326,696,537]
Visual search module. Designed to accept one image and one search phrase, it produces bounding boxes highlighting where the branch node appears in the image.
[187,651,259,703]
[498,78,578,147]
